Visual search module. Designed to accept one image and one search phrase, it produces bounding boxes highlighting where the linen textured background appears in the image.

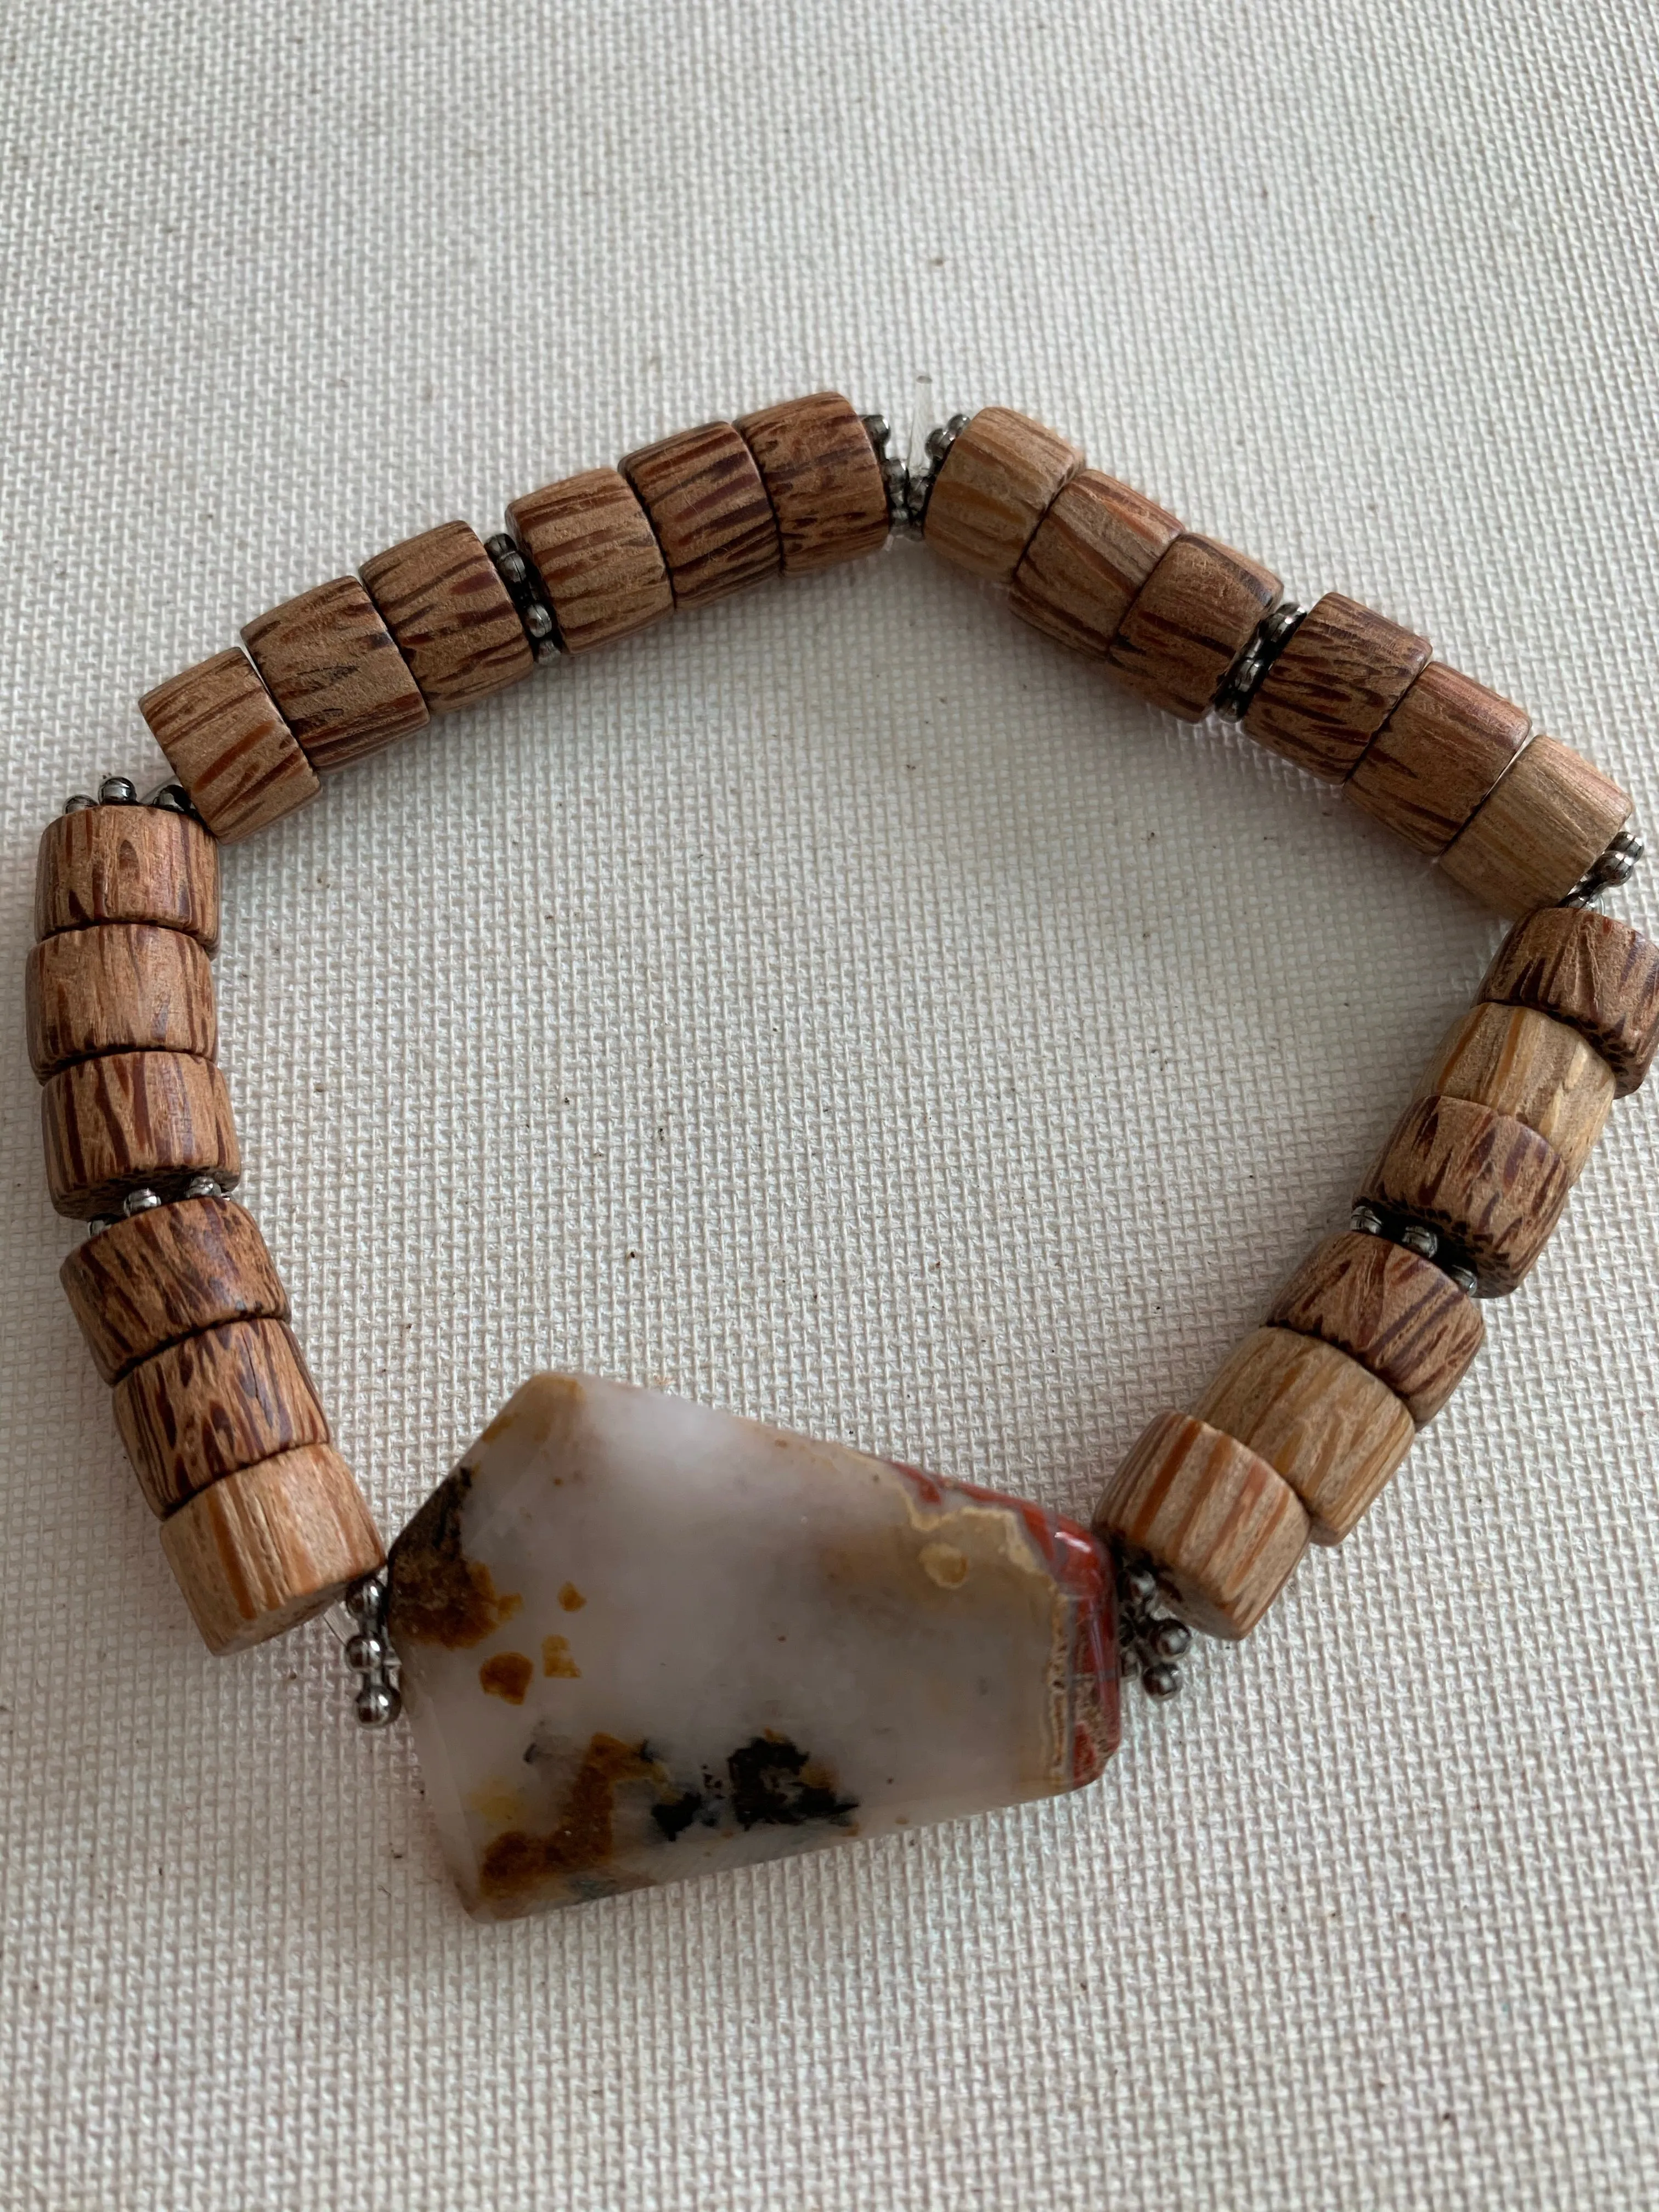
[2,4,1656,2207]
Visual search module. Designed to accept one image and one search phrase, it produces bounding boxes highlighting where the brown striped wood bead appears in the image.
[139,649,319,844]
[1092,1410,1309,1640]
[1107,534,1282,722]
[735,392,889,574]
[114,1318,330,1516]
[26,923,216,1082]
[359,520,535,714]
[1268,1231,1483,1424]
[1415,1001,1613,1182]
[507,467,674,652]
[620,420,781,609]
[1438,734,1633,917]
[35,805,219,954]
[1346,662,1529,855]
[1358,1093,1571,1295]
[924,407,1086,585]
[1194,1327,1415,1546]
[1243,592,1431,782]
[60,1194,287,1385]
[1007,470,1182,657]
[41,1049,240,1220]
[158,1442,383,1655]
[1480,907,1659,1097]
[242,575,430,773]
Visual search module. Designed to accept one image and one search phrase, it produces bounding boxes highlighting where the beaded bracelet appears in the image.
[29,390,1658,1923]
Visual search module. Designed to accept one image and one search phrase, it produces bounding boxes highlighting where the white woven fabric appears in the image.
[3,4,1656,2205]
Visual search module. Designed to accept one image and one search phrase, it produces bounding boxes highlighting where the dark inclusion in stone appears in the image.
[651,1735,859,1842]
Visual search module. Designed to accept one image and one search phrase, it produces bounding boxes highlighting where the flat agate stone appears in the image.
[386,1373,1120,1919]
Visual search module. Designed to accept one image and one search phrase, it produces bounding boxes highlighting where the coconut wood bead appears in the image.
[114,1318,330,1517]
[1267,1231,1483,1424]
[1243,592,1431,782]
[59,1194,287,1385]
[1480,907,1659,1097]
[507,467,674,652]
[35,805,220,954]
[138,648,319,844]
[242,575,430,774]
[1107,534,1283,723]
[1007,470,1182,658]
[1346,662,1530,855]
[735,392,889,574]
[158,1442,383,1656]
[1358,1093,1571,1295]
[41,1050,240,1220]
[359,520,535,714]
[1416,1001,1613,1182]
[620,420,781,609]
[1438,735,1633,918]
[923,407,1086,585]
[26,924,216,1083]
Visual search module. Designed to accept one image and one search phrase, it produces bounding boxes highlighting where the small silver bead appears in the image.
[1125,1566,1160,1606]
[1350,1204,1385,1237]
[99,775,138,804]
[63,793,98,815]
[860,413,891,450]
[1399,1223,1439,1260]
[183,1174,221,1200]
[86,1216,119,1238]
[1141,1662,1182,1700]
[122,1187,161,1216]
[146,781,193,814]
[1150,1618,1192,1661]
[354,1678,402,1729]
[346,1572,386,1628]
[344,1630,388,1673]
[1444,1261,1479,1296]
[523,602,554,640]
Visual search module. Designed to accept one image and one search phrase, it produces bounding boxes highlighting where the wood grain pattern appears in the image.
[41,1049,240,1220]
[1007,469,1182,657]
[506,467,674,652]
[923,407,1086,584]
[1107,533,1282,722]
[735,392,889,574]
[60,1193,287,1384]
[1091,1410,1308,1640]
[114,1318,330,1516]
[359,520,535,713]
[158,1441,384,1656]
[620,420,781,608]
[26,923,216,1082]
[139,648,319,843]
[1243,592,1431,782]
[1480,907,1659,1097]
[1194,1327,1415,1546]
[1358,1093,1571,1295]
[242,574,430,772]
[1267,1230,1483,1424]
[35,805,219,953]
[1415,1001,1613,1182]
[1438,733,1633,917]
[1346,661,1529,854]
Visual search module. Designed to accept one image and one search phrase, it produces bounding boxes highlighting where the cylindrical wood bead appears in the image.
[35,805,220,953]
[1107,533,1282,723]
[1243,592,1431,783]
[1345,662,1529,855]
[1267,1230,1483,1425]
[242,575,430,773]
[734,393,889,575]
[1194,1327,1415,1546]
[1437,734,1633,917]
[1416,1001,1613,1182]
[26,923,216,1082]
[139,648,319,844]
[620,421,781,608]
[114,1318,330,1516]
[1358,1093,1571,1295]
[359,520,535,714]
[60,1193,288,1385]
[923,407,1085,585]
[1480,907,1659,1097]
[1007,469,1182,658]
[507,467,673,653]
[42,1050,240,1220]
[158,1442,384,1656]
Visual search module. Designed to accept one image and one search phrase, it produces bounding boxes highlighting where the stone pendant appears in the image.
[386,1374,1120,1919]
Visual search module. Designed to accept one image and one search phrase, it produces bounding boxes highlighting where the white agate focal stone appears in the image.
[387,1373,1120,1918]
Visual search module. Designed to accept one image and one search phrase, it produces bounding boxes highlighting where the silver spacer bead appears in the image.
[1350,1203,1385,1237]
[1564,826,1645,907]
[99,775,138,805]
[63,793,98,815]
[1150,1618,1192,1661]
[1141,1661,1182,1700]
[905,411,968,533]
[1443,1260,1479,1296]
[1125,1565,1160,1606]
[144,779,195,815]
[346,1570,388,1629]
[122,1186,162,1216]
[86,1215,120,1238]
[344,1630,388,1673]
[354,1678,402,1728]
[1214,601,1309,722]
[1398,1223,1438,1260]
[183,1173,223,1200]
[485,532,561,663]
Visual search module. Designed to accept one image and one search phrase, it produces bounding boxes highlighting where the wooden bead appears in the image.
[35,805,219,954]
[1007,469,1182,657]
[158,1442,383,1655]
[1480,907,1659,1097]
[1358,1093,1571,1295]
[1092,1410,1308,1640]
[41,1049,240,1220]
[115,1318,330,1516]
[26,923,216,1082]
[923,407,1086,585]
[1194,1327,1415,1546]
[1416,1002,1613,1182]
[506,467,674,653]
[1346,662,1529,855]
[1268,1230,1483,1425]
[1438,734,1633,918]
[59,1193,287,1384]
[735,392,889,574]
[1107,533,1282,723]
[1243,592,1431,783]
[139,648,319,844]
[359,520,535,714]
[242,575,430,773]
[620,420,781,609]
